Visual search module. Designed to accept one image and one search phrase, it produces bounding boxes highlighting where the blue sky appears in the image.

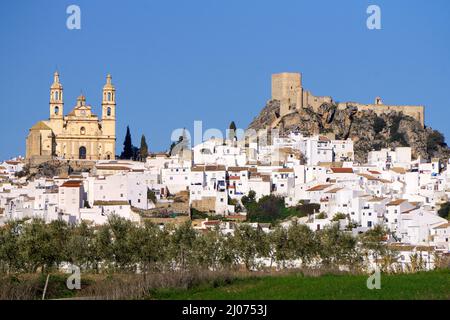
[1,0,450,160]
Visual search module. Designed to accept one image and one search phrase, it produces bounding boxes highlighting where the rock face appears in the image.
[248,100,450,163]
[24,160,95,180]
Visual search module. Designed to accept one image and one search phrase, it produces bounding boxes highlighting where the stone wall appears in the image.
[271,72,425,127]
[191,197,216,213]
[337,102,424,126]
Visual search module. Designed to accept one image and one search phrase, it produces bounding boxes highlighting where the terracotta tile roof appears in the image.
[401,207,418,214]
[318,162,343,168]
[61,180,82,188]
[368,197,386,202]
[227,166,248,172]
[433,222,450,229]
[192,165,226,172]
[386,199,407,206]
[306,184,333,192]
[204,220,221,226]
[390,167,406,174]
[95,166,131,171]
[93,200,129,206]
[275,168,294,173]
[205,165,226,172]
[357,173,378,181]
[330,167,353,174]
[368,170,381,174]
[326,187,343,194]
[227,215,246,220]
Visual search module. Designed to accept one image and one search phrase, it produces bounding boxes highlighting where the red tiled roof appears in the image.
[386,199,407,206]
[433,222,450,229]
[5,161,21,165]
[96,166,131,171]
[307,184,333,192]
[204,220,221,225]
[61,180,82,188]
[330,167,353,174]
[275,168,294,173]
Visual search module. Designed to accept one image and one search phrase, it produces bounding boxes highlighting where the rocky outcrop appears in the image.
[248,101,450,163]
[24,160,95,180]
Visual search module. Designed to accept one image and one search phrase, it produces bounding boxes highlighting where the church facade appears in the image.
[26,72,116,161]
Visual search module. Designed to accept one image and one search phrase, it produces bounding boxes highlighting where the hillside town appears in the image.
[0,71,448,274]
[1,129,450,269]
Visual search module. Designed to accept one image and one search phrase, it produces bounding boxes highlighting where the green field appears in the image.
[150,269,450,300]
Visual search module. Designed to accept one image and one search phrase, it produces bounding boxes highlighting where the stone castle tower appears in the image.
[271,72,424,127]
[26,72,117,161]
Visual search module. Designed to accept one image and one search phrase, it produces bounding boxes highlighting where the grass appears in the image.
[150,269,450,300]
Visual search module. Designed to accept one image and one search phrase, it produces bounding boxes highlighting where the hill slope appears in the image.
[248,101,450,163]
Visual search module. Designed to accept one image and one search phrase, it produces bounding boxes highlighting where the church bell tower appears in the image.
[101,74,116,157]
[49,71,64,135]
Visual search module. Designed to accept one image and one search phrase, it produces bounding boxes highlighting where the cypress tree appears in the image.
[121,126,133,159]
[140,134,149,161]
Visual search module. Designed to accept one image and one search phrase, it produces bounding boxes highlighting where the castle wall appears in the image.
[272,73,303,116]
[337,102,425,126]
[271,72,425,127]
[303,90,333,111]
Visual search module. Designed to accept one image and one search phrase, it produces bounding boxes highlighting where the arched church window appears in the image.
[107,107,111,116]
[79,146,86,160]
[54,91,59,100]
[80,127,86,135]
[107,92,111,101]
[54,106,59,115]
